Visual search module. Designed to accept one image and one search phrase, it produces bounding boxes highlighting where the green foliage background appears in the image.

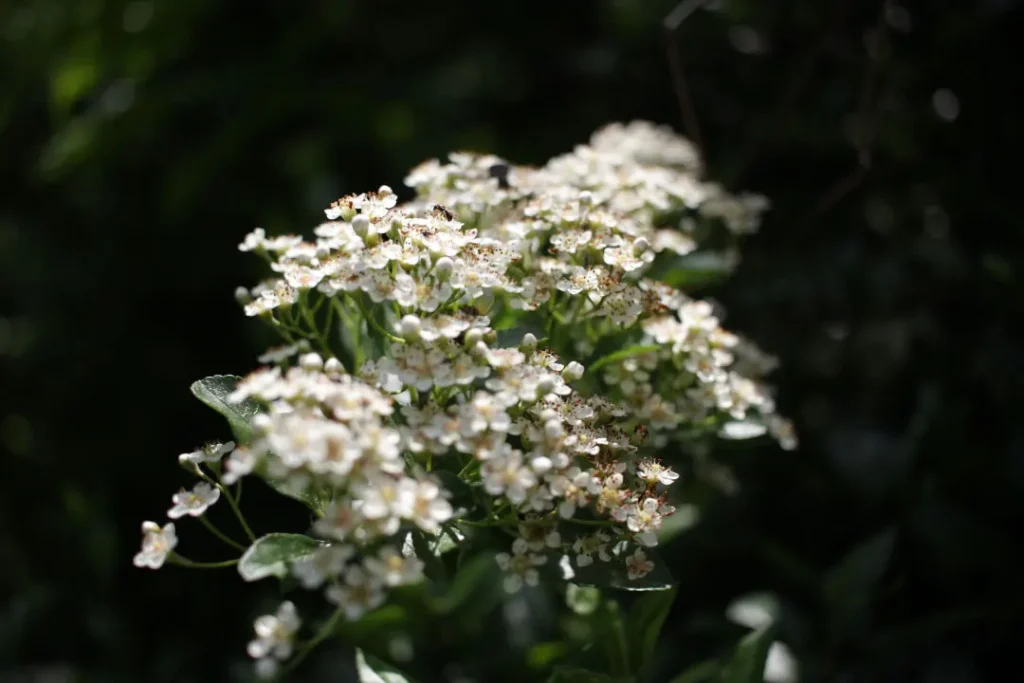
[2,1,1022,681]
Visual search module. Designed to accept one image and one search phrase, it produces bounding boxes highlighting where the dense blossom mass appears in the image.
[135,121,795,677]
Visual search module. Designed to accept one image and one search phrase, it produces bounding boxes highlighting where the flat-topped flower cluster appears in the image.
[135,121,795,678]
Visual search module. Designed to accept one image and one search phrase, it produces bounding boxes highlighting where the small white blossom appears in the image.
[167,481,221,519]
[495,538,548,593]
[247,601,301,678]
[625,547,655,581]
[133,521,177,569]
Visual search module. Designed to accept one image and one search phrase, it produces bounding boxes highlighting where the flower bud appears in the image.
[324,357,343,374]
[378,184,394,196]
[530,455,553,474]
[561,361,585,381]
[398,314,422,341]
[234,287,252,305]
[464,328,485,347]
[543,419,564,440]
[579,190,594,207]
[632,237,650,255]
[351,213,370,238]
[299,352,324,370]
[471,340,489,358]
[535,375,557,398]
[433,256,455,281]
[520,332,538,353]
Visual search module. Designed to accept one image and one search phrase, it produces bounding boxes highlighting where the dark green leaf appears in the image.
[429,553,500,614]
[190,375,260,443]
[565,547,675,592]
[238,533,323,582]
[355,648,418,683]
[651,250,736,291]
[587,345,663,376]
[718,627,775,683]
[546,667,635,683]
[668,659,721,683]
[626,587,677,674]
[261,476,332,515]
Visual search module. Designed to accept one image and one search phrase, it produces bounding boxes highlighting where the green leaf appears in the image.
[822,528,896,601]
[261,476,332,515]
[565,547,675,592]
[547,667,635,683]
[652,250,736,291]
[668,659,720,683]
[656,505,700,544]
[238,533,323,582]
[587,345,663,375]
[355,648,418,683]
[429,553,500,614]
[190,375,261,443]
[626,587,677,674]
[718,626,775,683]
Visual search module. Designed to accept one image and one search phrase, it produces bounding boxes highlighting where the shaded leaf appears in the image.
[668,659,720,683]
[563,546,674,592]
[238,533,323,582]
[718,626,775,683]
[626,587,677,674]
[262,476,332,515]
[190,375,260,443]
[355,648,418,683]
[547,666,635,683]
[587,345,663,375]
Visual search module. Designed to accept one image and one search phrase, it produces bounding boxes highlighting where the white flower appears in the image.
[133,521,177,569]
[407,479,454,533]
[364,546,425,587]
[495,538,548,593]
[167,481,221,519]
[247,600,301,677]
[572,530,612,567]
[178,441,234,471]
[625,547,655,581]
[292,544,353,589]
[326,566,386,620]
[482,448,537,504]
[635,459,680,487]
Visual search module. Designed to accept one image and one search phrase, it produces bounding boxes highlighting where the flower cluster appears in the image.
[136,121,795,678]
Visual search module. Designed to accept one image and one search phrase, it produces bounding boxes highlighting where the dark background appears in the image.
[2,1,1023,681]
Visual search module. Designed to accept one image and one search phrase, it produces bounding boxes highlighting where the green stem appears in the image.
[167,552,238,569]
[356,297,404,344]
[282,607,345,675]
[216,483,256,542]
[198,515,248,552]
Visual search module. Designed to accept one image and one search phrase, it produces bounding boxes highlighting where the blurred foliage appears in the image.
[2,0,1023,682]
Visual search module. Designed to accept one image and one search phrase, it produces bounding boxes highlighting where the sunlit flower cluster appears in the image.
[135,121,794,678]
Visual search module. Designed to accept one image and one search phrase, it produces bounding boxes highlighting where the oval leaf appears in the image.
[719,626,775,683]
[190,375,260,443]
[356,648,417,683]
[238,533,323,582]
[627,587,677,674]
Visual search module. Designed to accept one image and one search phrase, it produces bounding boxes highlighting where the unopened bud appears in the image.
[299,352,324,370]
[324,357,343,374]
[562,361,585,381]
[234,287,252,305]
[632,237,650,255]
[579,190,594,207]
[434,256,455,281]
[535,375,557,398]
[521,333,538,353]
[398,314,422,341]
[351,213,370,238]
[464,328,485,347]
[530,455,553,474]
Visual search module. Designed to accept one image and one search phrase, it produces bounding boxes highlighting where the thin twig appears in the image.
[662,0,711,152]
